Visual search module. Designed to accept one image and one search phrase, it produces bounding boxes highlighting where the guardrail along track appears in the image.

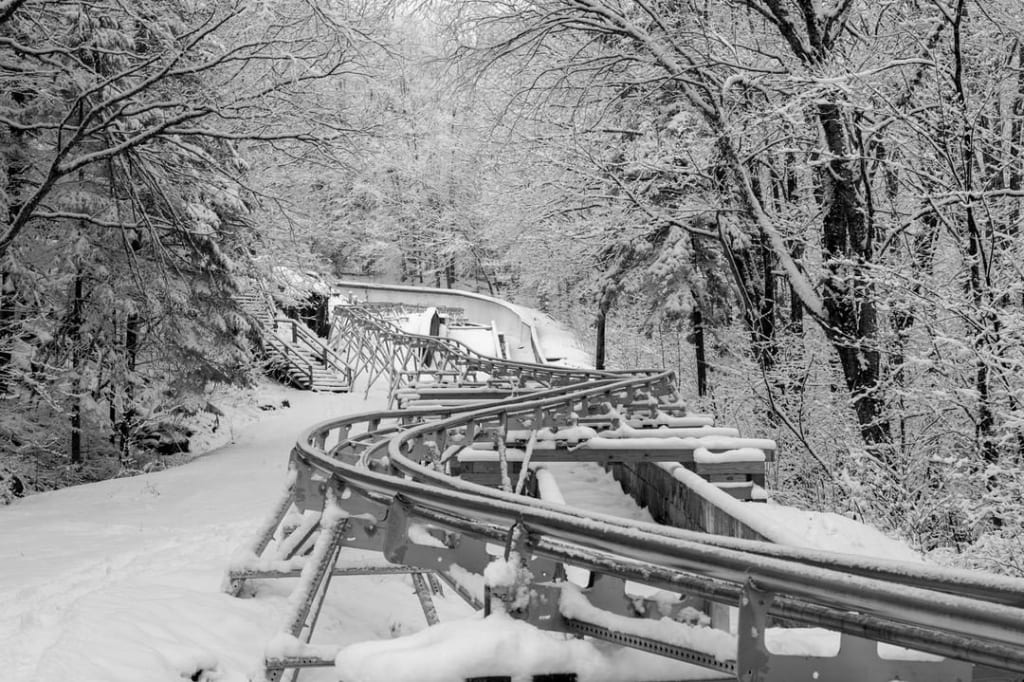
[227,289,1024,682]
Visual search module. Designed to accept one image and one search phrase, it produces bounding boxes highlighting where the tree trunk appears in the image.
[0,91,31,395]
[758,234,777,371]
[817,100,890,452]
[950,5,1000,468]
[444,259,456,289]
[595,295,610,371]
[0,270,13,394]
[788,242,804,334]
[965,204,999,466]
[118,312,140,462]
[892,211,940,455]
[69,269,84,465]
[729,244,776,373]
[692,308,707,397]
[1008,42,1024,250]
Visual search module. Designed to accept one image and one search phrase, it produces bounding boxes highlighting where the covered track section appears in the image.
[225,283,1024,682]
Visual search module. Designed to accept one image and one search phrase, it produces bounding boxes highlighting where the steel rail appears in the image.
[336,279,559,364]
[372,389,1024,596]
[309,376,630,456]
[293,381,1024,610]
[388,415,1024,607]
[392,501,1024,673]
[293,443,1024,670]
[286,382,1024,673]
[269,290,1024,675]
[331,305,624,385]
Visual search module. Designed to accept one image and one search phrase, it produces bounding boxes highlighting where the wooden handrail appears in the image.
[262,333,313,387]
[275,318,353,383]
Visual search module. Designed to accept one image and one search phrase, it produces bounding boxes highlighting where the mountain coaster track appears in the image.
[225,283,1024,682]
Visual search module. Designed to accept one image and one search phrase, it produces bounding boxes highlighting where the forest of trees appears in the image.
[3,0,1024,574]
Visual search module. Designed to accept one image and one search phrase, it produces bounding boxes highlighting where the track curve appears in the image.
[229,285,1024,682]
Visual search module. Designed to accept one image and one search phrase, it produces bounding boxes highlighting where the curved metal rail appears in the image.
[334,279,588,366]
[228,289,1024,682]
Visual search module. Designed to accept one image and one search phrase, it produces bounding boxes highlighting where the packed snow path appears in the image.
[0,386,376,682]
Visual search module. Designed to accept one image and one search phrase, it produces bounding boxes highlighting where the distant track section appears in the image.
[334,280,592,366]
[227,282,1024,682]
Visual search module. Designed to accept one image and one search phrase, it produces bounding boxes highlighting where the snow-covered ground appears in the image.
[1,375,932,682]
[0,385,377,682]
[0,384,714,682]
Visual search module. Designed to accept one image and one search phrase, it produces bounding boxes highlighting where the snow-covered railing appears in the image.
[607,460,781,540]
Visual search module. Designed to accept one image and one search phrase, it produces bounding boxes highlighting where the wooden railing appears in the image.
[275,317,352,385]
[261,333,313,388]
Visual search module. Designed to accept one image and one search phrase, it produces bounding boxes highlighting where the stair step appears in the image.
[251,305,352,392]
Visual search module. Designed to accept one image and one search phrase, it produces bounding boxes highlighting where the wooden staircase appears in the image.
[236,291,352,392]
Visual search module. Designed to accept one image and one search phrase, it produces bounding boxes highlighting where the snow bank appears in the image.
[693,446,765,464]
[334,611,729,682]
[30,585,272,682]
[756,503,924,562]
[0,384,401,682]
[560,584,736,662]
[764,628,943,661]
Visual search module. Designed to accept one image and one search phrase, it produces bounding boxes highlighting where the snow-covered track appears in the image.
[228,284,1024,682]
[327,303,624,406]
[334,280,592,366]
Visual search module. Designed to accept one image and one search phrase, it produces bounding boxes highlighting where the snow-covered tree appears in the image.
[0,0,380,477]
[427,0,1024,557]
